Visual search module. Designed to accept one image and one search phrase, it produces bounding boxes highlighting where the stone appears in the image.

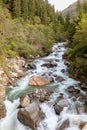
[80,84,87,91]
[29,55,35,59]
[64,61,70,67]
[42,73,54,83]
[54,99,69,115]
[56,119,70,130]
[55,76,64,82]
[61,69,66,73]
[27,63,36,70]
[67,86,80,94]
[29,75,50,87]
[82,124,87,130]
[58,99,69,108]
[79,122,86,129]
[20,95,30,108]
[41,60,57,68]
[18,102,40,130]
[54,103,63,115]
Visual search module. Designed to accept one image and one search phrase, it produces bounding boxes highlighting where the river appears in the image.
[0,42,87,130]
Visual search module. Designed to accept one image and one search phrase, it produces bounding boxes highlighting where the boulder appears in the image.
[29,75,50,87]
[18,102,40,130]
[80,84,87,91]
[82,124,87,130]
[79,122,86,129]
[41,61,57,68]
[54,104,63,115]
[56,119,70,130]
[20,95,30,108]
[55,76,64,82]
[27,63,36,70]
[54,99,69,115]
[58,99,69,108]
[67,86,80,94]
[42,73,54,83]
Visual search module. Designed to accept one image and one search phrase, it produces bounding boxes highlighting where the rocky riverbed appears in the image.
[0,42,87,130]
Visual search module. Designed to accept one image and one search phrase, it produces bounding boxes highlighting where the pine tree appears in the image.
[28,0,35,19]
[12,0,21,17]
[21,0,28,19]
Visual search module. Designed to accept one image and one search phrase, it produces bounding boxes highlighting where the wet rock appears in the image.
[55,76,64,82]
[40,111,45,120]
[28,89,53,103]
[42,73,54,83]
[18,102,40,130]
[27,63,36,69]
[20,95,30,108]
[79,122,86,129]
[80,84,87,91]
[56,119,70,130]
[64,60,70,67]
[82,123,87,130]
[61,69,66,73]
[58,99,69,108]
[67,86,80,94]
[55,59,59,62]
[72,96,77,101]
[54,104,63,115]
[56,93,64,101]
[29,75,50,87]
[41,60,57,68]
[83,97,87,104]
[54,99,69,115]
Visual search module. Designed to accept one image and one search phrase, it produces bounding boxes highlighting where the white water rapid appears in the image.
[0,42,87,130]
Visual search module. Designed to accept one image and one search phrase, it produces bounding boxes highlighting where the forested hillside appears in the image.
[0,0,65,66]
[65,0,87,82]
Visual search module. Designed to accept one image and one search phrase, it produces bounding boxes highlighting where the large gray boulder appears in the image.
[54,99,69,115]
[18,102,40,130]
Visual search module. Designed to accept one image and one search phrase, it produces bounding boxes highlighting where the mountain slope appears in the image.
[62,0,86,18]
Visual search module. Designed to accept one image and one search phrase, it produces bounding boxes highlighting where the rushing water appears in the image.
[0,42,87,130]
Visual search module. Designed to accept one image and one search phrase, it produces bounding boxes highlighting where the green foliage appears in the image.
[69,13,87,59]
[67,3,87,80]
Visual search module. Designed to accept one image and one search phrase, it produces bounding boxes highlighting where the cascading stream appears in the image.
[0,42,87,130]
